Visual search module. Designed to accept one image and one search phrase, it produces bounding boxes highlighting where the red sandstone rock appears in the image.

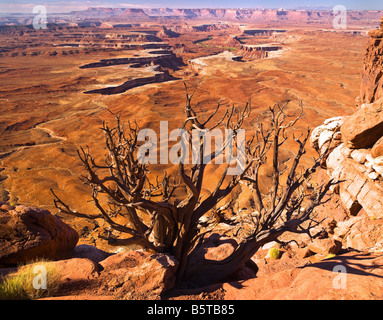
[0,204,79,265]
[325,147,383,218]
[99,250,147,275]
[359,25,383,104]
[372,136,383,158]
[341,97,383,149]
[335,217,383,251]
[223,252,383,300]
[307,238,342,256]
[99,250,178,299]
[53,258,100,283]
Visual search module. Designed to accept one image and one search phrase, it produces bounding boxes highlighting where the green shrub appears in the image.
[267,247,281,260]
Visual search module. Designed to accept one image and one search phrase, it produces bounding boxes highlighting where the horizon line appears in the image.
[2,6,383,15]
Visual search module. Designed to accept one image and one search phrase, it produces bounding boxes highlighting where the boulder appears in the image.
[326,143,346,173]
[0,203,79,266]
[98,250,178,299]
[310,116,344,158]
[350,149,370,164]
[334,217,383,252]
[307,238,342,256]
[52,258,100,283]
[99,250,146,274]
[333,217,363,239]
[355,179,383,218]
[372,136,383,158]
[341,97,383,149]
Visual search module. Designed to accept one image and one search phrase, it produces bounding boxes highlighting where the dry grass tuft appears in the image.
[0,259,62,300]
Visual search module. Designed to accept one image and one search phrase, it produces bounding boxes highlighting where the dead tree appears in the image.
[181,101,334,286]
[51,89,332,286]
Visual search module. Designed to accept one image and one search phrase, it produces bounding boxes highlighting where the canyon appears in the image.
[1,7,383,300]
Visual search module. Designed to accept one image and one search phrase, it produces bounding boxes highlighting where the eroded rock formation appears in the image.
[311,18,383,220]
[232,37,284,60]
[359,17,383,104]
[311,107,383,218]
[84,69,177,95]
[49,8,383,26]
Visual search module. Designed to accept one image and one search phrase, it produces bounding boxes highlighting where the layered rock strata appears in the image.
[359,17,383,104]
[311,103,383,218]
[311,19,383,218]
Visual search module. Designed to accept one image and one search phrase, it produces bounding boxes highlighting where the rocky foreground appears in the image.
[1,190,383,300]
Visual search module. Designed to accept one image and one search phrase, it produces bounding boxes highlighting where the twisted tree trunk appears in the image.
[51,89,333,288]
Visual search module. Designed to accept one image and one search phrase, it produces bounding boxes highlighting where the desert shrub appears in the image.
[0,259,61,300]
[267,248,281,260]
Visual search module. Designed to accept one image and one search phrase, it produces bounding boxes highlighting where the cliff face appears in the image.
[67,8,383,26]
[236,44,283,60]
[311,18,383,219]
[359,17,383,104]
